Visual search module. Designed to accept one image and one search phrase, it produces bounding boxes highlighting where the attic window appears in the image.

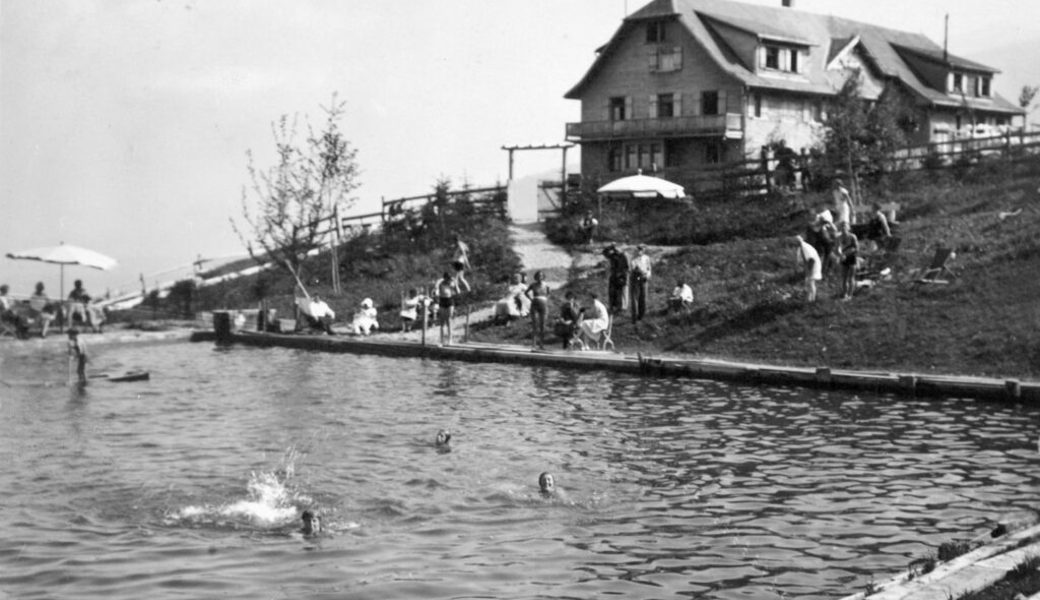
[761,44,800,73]
[978,76,992,97]
[765,46,780,69]
[646,20,666,43]
[952,73,964,93]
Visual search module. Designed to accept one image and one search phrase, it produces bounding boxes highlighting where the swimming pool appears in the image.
[1,341,1037,599]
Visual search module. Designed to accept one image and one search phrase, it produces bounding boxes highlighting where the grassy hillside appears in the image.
[473,161,1040,379]
[185,159,1039,379]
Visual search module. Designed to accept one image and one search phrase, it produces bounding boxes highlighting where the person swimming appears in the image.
[300,510,322,535]
[435,429,452,447]
[538,472,555,497]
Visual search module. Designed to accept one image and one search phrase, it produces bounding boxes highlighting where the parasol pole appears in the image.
[59,263,65,333]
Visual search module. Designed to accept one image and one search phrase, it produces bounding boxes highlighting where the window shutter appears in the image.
[674,92,682,117]
[691,91,701,116]
[674,45,683,70]
[603,98,611,121]
[758,46,766,69]
[648,47,658,72]
[649,95,658,119]
[718,90,728,114]
[625,96,633,120]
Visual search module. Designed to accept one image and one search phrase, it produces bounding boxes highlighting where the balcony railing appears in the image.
[565,113,744,141]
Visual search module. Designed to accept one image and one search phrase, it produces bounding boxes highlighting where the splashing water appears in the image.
[167,447,311,530]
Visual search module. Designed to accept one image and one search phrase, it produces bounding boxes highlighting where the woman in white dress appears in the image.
[578,293,609,347]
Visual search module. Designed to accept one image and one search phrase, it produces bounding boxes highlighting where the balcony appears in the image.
[565,113,744,142]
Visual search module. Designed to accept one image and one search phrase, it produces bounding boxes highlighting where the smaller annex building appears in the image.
[564,0,1025,189]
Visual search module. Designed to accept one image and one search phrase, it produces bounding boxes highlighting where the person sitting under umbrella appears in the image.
[28,282,58,338]
[67,279,105,333]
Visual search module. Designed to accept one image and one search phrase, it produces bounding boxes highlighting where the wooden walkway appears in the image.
[192,329,1040,403]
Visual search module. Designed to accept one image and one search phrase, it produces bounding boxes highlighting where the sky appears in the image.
[2,0,1038,298]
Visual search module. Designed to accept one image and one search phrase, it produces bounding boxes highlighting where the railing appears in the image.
[565,113,744,141]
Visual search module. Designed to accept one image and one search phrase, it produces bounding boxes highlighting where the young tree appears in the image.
[232,95,360,286]
[823,71,909,202]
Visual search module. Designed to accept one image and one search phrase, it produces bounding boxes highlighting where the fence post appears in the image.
[760,146,773,195]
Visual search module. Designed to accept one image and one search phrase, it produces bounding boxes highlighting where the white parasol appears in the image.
[6,242,118,330]
[596,171,686,199]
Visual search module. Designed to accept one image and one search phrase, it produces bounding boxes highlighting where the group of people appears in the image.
[1,279,104,339]
[603,243,654,323]
[795,179,894,302]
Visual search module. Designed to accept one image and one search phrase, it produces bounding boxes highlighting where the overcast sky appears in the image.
[1,0,1037,297]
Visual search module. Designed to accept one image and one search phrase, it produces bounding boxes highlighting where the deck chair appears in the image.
[916,246,957,284]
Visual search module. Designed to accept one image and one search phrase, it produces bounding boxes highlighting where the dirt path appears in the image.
[367,222,596,343]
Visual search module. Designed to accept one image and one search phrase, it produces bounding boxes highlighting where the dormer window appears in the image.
[765,46,780,69]
[760,44,801,73]
[978,76,991,97]
[646,20,666,43]
[952,73,964,93]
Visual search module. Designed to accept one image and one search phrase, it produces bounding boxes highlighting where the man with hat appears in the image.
[630,244,652,323]
[602,244,629,315]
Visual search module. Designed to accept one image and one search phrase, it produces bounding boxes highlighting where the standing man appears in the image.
[794,235,822,302]
[832,178,854,229]
[603,245,629,315]
[581,211,598,245]
[630,245,652,323]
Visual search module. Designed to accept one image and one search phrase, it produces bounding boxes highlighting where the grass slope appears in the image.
[474,163,1040,379]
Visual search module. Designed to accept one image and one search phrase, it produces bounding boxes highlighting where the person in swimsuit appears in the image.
[836,221,859,301]
[451,235,472,293]
[538,472,556,497]
[437,272,460,346]
[523,271,550,349]
[300,510,322,535]
[435,429,452,447]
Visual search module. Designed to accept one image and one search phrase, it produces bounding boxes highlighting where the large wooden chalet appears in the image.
[564,0,1024,187]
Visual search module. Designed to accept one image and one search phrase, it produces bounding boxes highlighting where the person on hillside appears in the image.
[867,202,893,244]
[400,288,421,332]
[669,280,694,313]
[67,328,88,385]
[580,211,598,245]
[437,271,462,346]
[603,245,630,315]
[578,292,609,349]
[808,203,837,277]
[794,235,822,302]
[351,298,379,336]
[553,290,584,350]
[524,271,550,350]
[836,222,860,301]
[832,178,855,228]
[494,273,529,325]
[28,282,57,338]
[451,235,472,293]
[301,294,336,335]
[630,245,652,323]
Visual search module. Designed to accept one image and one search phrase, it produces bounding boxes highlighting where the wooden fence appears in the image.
[579,129,1040,202]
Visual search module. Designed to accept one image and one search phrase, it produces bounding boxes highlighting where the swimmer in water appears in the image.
[538,472,555,497]
[300,510,322,535]
[435,429,452,447]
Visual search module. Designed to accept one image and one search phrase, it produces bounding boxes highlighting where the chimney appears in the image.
[782,0,794,6]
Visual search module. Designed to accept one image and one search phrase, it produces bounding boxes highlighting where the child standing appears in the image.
[67,328,88,385]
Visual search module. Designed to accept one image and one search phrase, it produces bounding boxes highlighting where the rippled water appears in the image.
[1,341,1037,599]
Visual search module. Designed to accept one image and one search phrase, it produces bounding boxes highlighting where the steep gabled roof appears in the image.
[893,44,1000,74]
[565,0,1023,115]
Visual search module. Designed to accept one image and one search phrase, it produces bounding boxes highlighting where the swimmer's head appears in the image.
[435,429,451,446]
[538,472,555,495]
[300,510,321,535]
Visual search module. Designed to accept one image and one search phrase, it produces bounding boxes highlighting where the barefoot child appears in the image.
[67,328,87,385]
